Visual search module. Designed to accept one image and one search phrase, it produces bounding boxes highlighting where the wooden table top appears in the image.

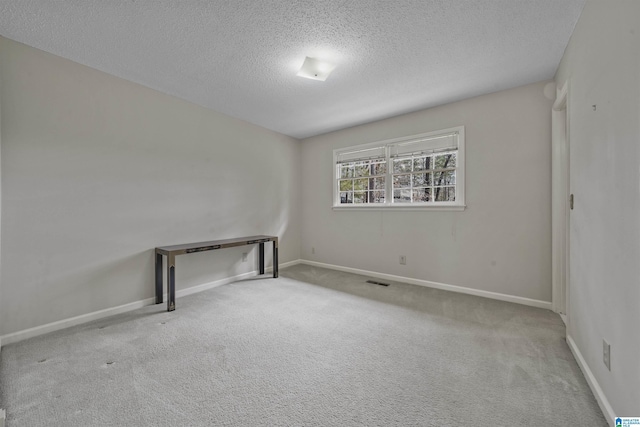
[156,235,277,255]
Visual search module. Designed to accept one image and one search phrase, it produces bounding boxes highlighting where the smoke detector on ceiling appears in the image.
[297,56,336,81]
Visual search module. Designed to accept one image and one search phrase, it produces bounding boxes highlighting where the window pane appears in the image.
[339,180,353,191]
[340,164,354,178]
[435,153,456,169]
[393,158,412,173]
[354,178,369,191]
[412,156,431,171]
[412,188,431,202]
[393,174,411,188]
[373,161,387,175]
[434,170,455,185]
[434,186,456,202]
[340,192,353,204]
[393,189,411,203]
[412,172,432,187]
[372,190,385,203]
[373,177,385,189]
[353,191,367,204]
[355,163,371,177]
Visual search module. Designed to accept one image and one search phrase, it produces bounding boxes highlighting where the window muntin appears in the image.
[333,127,465,209]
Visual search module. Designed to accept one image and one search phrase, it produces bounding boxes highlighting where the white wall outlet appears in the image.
[311,247,315,254]
[399,255,406,265]
[241,253,247,262]
[603,339,611,371]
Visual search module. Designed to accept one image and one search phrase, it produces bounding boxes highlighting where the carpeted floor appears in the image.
[0,264,606,426]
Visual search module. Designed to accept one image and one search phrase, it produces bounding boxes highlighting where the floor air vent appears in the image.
[366,280,390,287]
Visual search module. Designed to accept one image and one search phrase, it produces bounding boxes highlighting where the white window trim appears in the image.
[333,126,466,211]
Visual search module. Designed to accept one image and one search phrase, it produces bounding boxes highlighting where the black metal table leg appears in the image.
[155,252,163,304]
[167,253,176,311]
[259,242,265,274]
[273,240,278,278]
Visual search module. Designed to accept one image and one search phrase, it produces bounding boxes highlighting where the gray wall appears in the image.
[555,0,640,416]
[0,41,2,349]
[300,81,553,302]
[0,37,301,336]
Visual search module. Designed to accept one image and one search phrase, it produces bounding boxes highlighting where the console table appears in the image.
[155,235,278,311]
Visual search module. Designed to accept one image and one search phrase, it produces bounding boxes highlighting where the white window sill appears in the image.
[332,204,466,211]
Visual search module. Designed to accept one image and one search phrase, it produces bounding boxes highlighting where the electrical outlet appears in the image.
[311,247,315,254]
[603,339,611,371]
[399,255,406,265]
[242,253,248,262]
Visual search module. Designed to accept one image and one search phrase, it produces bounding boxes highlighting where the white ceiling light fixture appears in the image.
[297,56,336,81]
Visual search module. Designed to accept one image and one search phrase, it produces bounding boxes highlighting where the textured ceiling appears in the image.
[0,1,585,139]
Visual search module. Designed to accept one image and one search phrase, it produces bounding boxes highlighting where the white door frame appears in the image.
[552,81,570,319]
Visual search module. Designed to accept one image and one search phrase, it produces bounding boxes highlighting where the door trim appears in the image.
[552,80,570,318]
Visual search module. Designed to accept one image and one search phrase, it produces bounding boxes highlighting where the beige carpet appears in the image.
[0,264,606,426]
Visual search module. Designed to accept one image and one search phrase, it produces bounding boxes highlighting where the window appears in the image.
[334,127,465,210]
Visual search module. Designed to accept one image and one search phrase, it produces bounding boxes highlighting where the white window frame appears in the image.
[333,126,465,211]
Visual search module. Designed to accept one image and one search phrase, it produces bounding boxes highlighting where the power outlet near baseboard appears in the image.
[399,255,406,265]
[603,339,611,371]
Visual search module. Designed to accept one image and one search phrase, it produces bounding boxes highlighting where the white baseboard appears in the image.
[0,262,301,346]
[173,270,256,299]
[0,296,157,346]
[566,335,615,425]
[298,259,552,310]
[270,259,301,271]
[172,259,299,299]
